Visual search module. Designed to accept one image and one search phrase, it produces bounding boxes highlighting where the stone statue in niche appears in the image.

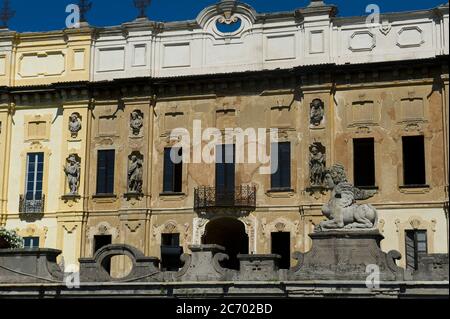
[310,99,324,127]
[315,164,378,232]
[128,154,143,193]
[130,110,144,136]
[64,154,81,195]
[68,113,82,138]
[309,142,326,186]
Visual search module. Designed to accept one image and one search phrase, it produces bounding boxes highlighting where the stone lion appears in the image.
[315,164,378,231]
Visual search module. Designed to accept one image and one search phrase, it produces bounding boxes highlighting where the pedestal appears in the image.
[290,230,405,281]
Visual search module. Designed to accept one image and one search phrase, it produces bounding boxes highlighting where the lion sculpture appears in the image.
[315,164,378,231]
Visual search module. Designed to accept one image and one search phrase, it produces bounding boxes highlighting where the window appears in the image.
[271,232,291,270]
[94,235,112,274]
[405,230,428,271]
[402,136,426,186]
[24,237,40,249]
[216,144,236,205]
[161,233,183,271]
[271,142,291,190]
[96,150,115,195]
[163,148,183,193]
[353,138,376,187]
[25,153,44,201]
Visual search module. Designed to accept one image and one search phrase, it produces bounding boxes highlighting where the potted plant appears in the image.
[0,227,24,249]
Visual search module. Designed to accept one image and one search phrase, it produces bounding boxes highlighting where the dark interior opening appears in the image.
[94,235,112,274]
[271,142,291,190]
[202,218,248,270]
[402,136,426,186]
[161,233,183,271]
[163,148,183,193]
[353,138,376,187]
[271,232,291,270]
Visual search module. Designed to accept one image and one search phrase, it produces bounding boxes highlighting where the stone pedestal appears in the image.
[236,254,281,281]
[289,230,405,281]
[175,245,236,282]
[413,254,449,281]
[0,249,63,283]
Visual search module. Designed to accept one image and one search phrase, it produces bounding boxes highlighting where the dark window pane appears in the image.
[97,150,115,194]
[25,153,44,200]
[402,136,426,186]
[216,145,235,194]
[24,237,40,249]
[163,148,183,193]
[271,142,291,189]
[353,138,376,187]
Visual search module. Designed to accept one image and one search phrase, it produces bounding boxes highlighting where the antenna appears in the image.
[0,0,15,28]
[78,0,93,23]
[133,0,151,19]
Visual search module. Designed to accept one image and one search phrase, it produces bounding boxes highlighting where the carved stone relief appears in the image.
[127,152,143,194]
[64,154,81,195]
[310,98,324,127]
[68,113,82,138]
[309,142,326,187]
[130,110,144,136]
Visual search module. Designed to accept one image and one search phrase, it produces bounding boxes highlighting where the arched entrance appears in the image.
[202,218,249,270]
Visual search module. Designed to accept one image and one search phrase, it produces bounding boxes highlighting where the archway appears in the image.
[202,218,249,270]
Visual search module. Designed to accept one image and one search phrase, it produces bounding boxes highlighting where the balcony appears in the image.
[19,195,45,215]
[194,185,256,212]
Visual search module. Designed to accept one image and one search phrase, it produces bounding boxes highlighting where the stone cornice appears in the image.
[0,56,446,101]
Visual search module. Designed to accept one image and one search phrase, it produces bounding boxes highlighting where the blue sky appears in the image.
[5,0,447,32]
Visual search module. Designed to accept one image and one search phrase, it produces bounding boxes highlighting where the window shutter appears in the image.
[280,142,291,189]
[271,143,281,189]
[405,231,416,271]
[163,148,174,192]
[106,151,115,194]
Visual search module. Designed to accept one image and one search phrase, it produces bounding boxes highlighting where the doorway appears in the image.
[93,235,112,274]
[271,232,291,269]
[202,218,248,270]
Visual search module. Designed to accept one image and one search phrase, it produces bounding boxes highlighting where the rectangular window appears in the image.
[271,142,291,190]
[161,233,183,271]
[25,153,44,201]
[24,237,40,249]
[96,150,115,195]
[405,230,428,271]
[402,136,426,186]
[353,138,376,187]
[163,148,183,193]
[215,144,235,205]
[271,232,291,270]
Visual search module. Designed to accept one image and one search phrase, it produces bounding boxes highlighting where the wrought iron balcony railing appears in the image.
[194,185,256,212]
[19,195,45,214]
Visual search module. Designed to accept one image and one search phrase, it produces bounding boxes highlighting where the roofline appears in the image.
[3,56,447,93]
[2,2,447,35]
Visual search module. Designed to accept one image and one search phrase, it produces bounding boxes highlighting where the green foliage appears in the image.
[0,227,24,249]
